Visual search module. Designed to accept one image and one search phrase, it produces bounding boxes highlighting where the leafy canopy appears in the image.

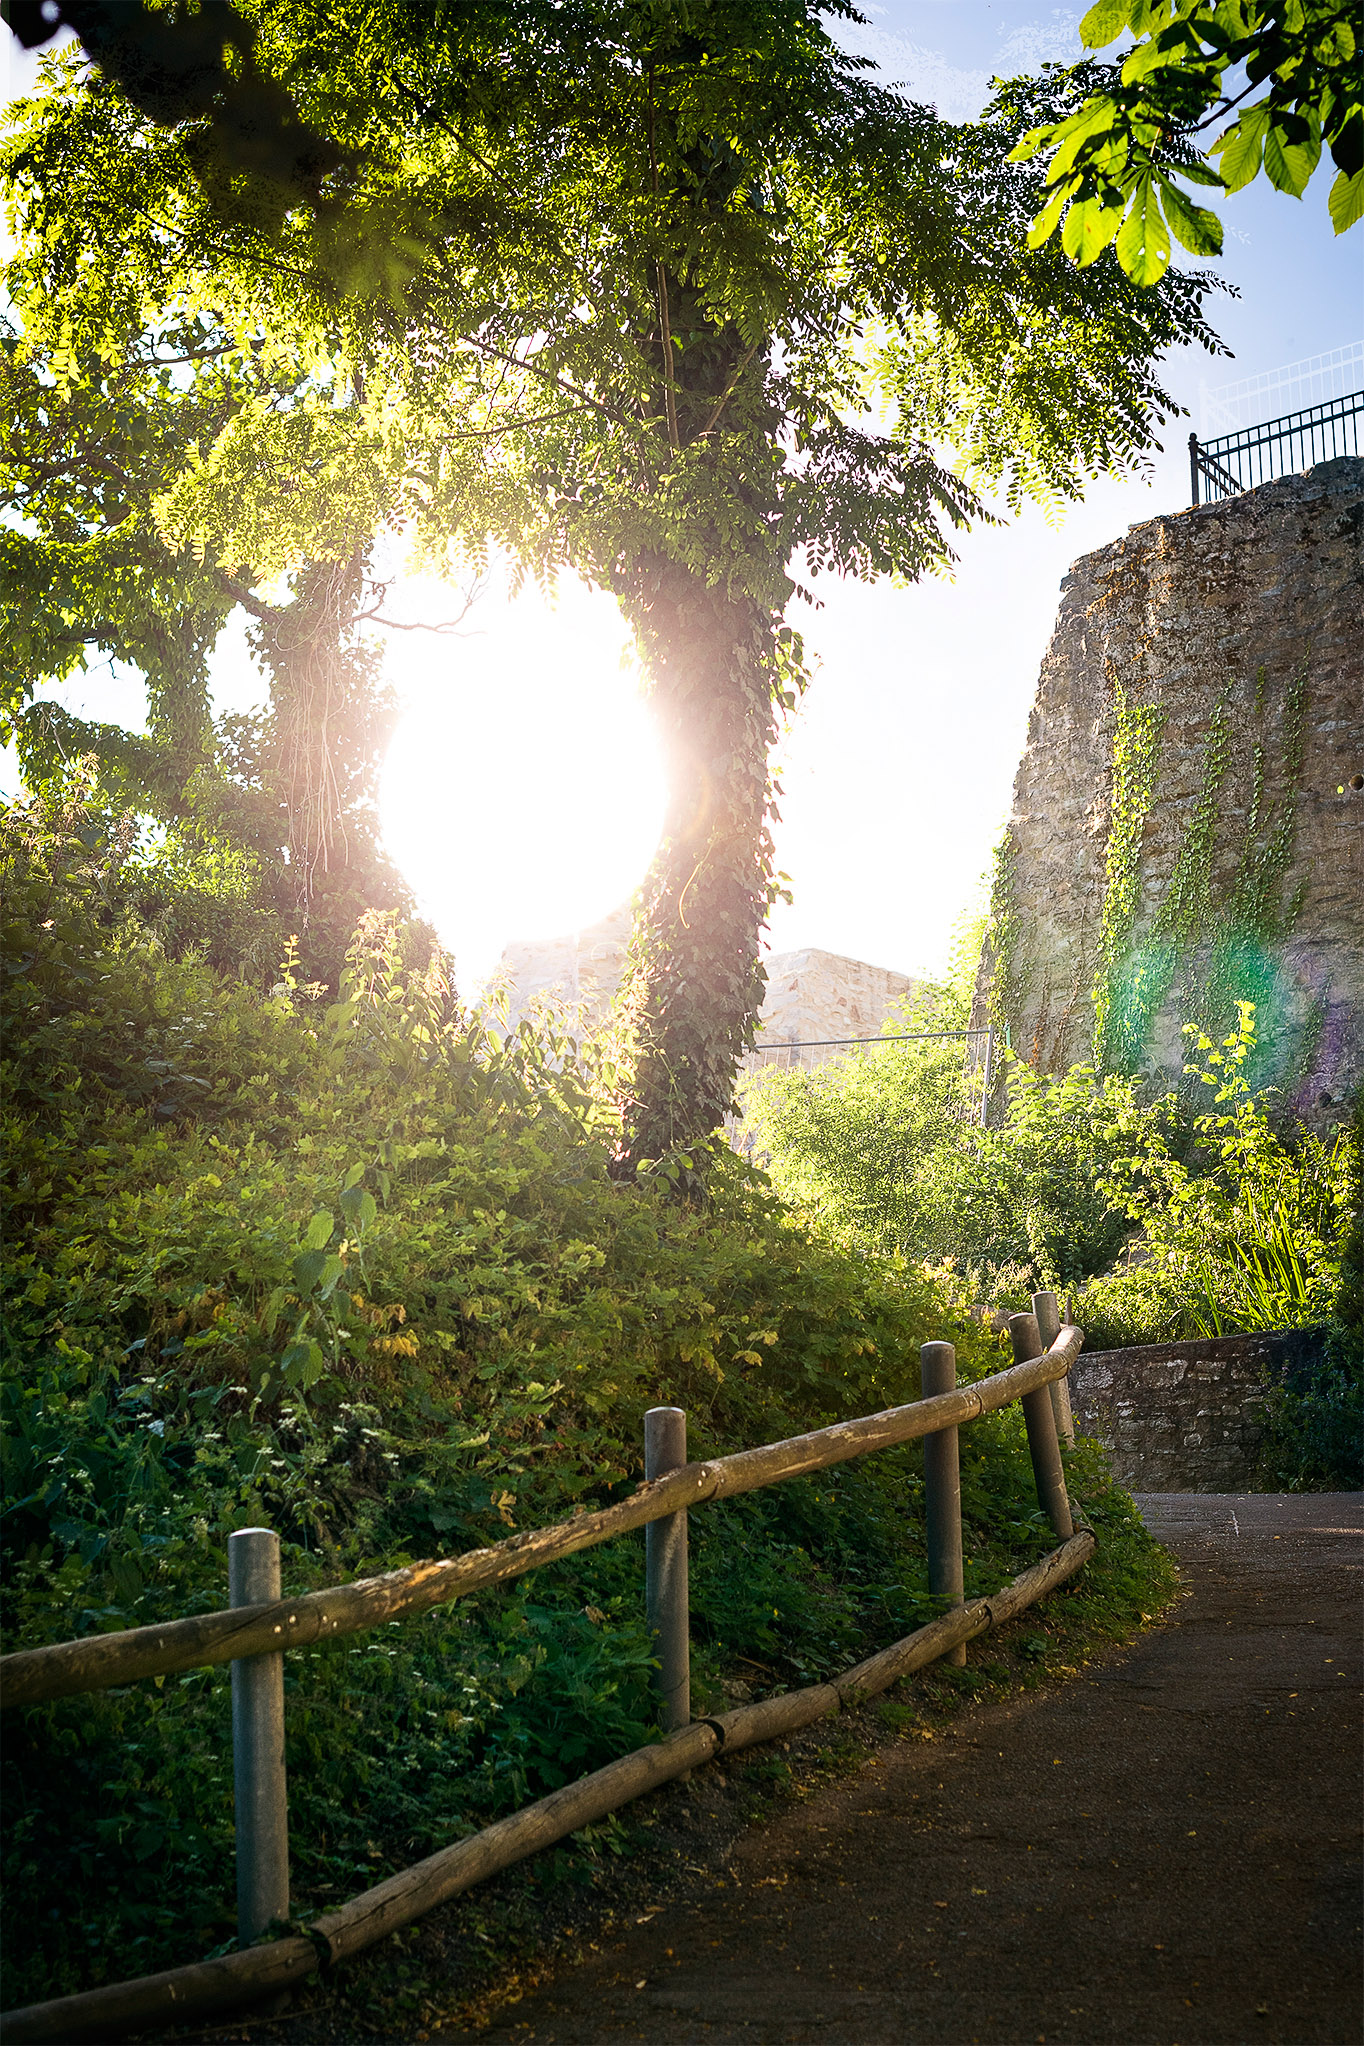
[4,11,1225,593]
[4,6,1224,1152]
[1012,0,1364,285]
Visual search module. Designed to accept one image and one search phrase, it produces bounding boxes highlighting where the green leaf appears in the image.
[1079,0,1132,47]
[1027,177,1075,250]
[1263,113,1320,197]
[292,1246,330,1291]
[281,1340,326,1391]
[1313,18,1354,63]
[1178,155,1226,188]
[1063,194,1127,264]
[316,1252,346,1299]
[342,1162,365,1191]
[1329,165,1364,230]
[339,1181,378,1231]
[1114,178,1172,283]
[1047,99,1121,178]
[1157,177,1224,254]
[1215,101,1270,190]
[1007,124,1052,165]
[304,1209,334,1250]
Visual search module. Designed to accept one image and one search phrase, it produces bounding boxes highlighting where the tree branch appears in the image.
[459,335,632,426]
[699,343,761,438]
[214,570,285,620]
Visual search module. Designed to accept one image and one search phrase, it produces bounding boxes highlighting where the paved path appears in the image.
[461,1495,1362,2046]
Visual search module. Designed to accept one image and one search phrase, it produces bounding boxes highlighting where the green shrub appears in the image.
[744,1035,1174,1296]
[4,799,1155,2007]
[1074,1009,1357,1346]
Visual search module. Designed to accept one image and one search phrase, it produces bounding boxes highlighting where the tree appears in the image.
[4,0,351,229]
[5,9,1224,1165]
[0,292,412,984]
[1012,0,1363,285]
[1,308,237,817]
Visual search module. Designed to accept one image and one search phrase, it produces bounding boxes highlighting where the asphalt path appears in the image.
[459,1494,1363,2046]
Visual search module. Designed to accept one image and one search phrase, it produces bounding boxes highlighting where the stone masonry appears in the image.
[975,457,1364,1116]
[1069,1328,1325,1491]
[499,914,916,1069]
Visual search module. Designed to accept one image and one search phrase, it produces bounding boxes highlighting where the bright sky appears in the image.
[5,13,1360,992]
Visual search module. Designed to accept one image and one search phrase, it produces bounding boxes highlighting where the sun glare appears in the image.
[379,571,665,997]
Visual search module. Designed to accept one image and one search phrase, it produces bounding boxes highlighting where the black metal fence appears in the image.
[1189,389,1362,505]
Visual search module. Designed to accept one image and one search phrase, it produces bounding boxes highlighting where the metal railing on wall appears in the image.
[0,1305,1085,2045]
[1189,389,1362,505]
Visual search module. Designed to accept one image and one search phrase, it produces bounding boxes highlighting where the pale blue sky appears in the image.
[4,12,1360,982]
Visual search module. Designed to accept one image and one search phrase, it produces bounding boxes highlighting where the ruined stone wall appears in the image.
[976,458,1364,1117]
[500,919,916,1068]
[748,948,916,1063]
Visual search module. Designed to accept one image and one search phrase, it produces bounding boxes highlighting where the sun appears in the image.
[379,570,665,997]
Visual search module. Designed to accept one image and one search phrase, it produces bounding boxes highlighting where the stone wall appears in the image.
[747,947,916,1066]
[1069,1328,1324,1491]
[499,917,916,1069]
[975,458,1364,1119]
[499,907,633,1033]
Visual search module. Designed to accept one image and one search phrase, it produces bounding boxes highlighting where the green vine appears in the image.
[1091,660,1314,1088]
[1228,660,1308,935]
[985,828,1026,1033]
[1182,660,1313,1088]
[1096,682,1234,1072]
[1155,683,1232,944]
[1092,685,1166,1066]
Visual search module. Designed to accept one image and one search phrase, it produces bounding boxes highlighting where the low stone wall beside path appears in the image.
[1068,1328,1325,1491]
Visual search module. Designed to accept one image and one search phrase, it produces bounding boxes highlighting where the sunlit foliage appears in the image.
[3,3,1227,1159]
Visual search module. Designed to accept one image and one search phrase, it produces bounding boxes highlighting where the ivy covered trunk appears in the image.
[250,552,410,986]
[614,560,782,1171]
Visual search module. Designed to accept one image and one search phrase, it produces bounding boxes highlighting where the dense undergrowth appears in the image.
[745,1005,1362,1488]
[0,798,1169,2010]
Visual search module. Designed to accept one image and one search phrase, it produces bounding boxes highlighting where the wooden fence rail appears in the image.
[0,1323,1082,1711]
[0,1298,1087,2044]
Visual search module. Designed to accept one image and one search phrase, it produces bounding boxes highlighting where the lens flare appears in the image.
[380,573,664,996]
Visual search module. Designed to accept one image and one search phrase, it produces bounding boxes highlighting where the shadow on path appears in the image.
[456,1494,1362,2046]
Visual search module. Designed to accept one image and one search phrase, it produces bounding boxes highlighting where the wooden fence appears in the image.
[0,1301,1086,2044]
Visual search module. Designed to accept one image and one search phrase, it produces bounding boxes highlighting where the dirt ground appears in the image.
[451,1494,1363,2046]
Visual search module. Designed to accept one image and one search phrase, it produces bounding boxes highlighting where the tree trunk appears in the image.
[614,560,782,1171]
[250,551,410,987]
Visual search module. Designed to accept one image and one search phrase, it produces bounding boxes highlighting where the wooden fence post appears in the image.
[229,1529,289,1945]
[644,1408,690,1731]
[1032,1291,1075,1447]
[1006,1315,1073,1538]
[920,1342,966,1666]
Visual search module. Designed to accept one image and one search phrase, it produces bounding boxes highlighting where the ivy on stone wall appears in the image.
[1156,684,1233,945]
[985,828,1026,1034]
[1093,661,1314,1087]
[1185,661,1315,1091]
[1091,684,1166,1067]
[1097,682,1233,1071]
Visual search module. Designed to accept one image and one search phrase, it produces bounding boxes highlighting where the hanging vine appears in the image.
[1087,658,1314,1086]
[1092,684,1166,1066]
[984,827,1027,1033]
